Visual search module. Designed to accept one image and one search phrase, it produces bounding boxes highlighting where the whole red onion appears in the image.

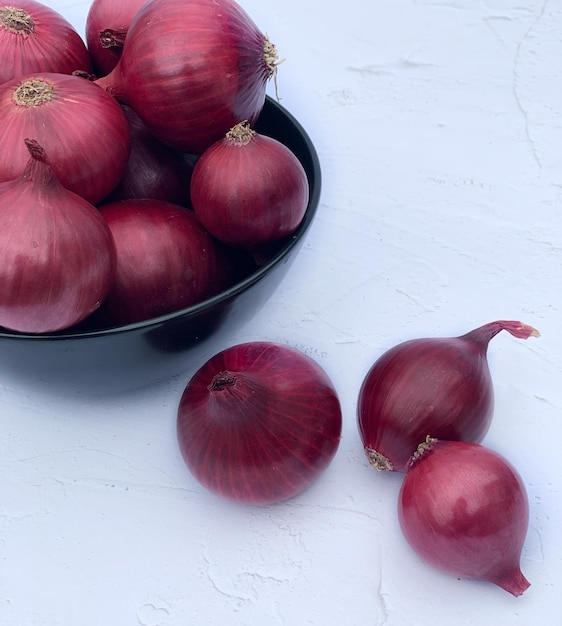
[398,438,531,597]
[0,0,93,85]
[357,320,540,472]
[95,0,279,154]
[0,139,116,333]
[177,341,342,505]
[190,121,309,252]
[0,72,131,204]
[105,105,197,207]
[96,198,232,326]
[85,0,146,76]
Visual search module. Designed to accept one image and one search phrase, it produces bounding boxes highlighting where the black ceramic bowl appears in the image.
[0,97,321,394]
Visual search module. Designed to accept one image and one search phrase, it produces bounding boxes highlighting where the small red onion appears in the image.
[104,105,197,207]
[96,198,233,326]
[177,341,342,505]
[0,0,93,85]
[85,0,146,76]
[357,320,540,472]
[190,121,309,252]
[95,0,279,154]
[0,139,116,333]
[398,438,531,597]
[0,72,131,204]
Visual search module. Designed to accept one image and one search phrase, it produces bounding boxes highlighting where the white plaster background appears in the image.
[1,0,561,624]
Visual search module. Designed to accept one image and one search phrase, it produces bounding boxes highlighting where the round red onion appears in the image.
[0,72,131,205]
[96,198,232,326]
[95,0,279,154]
[357,320,540,472]
[190,121,309,252]
[85,0,146,77]
[105,105,197,207]
[0,139,116,334]
[0,0,93,85]
[398,438,531,597]
[177,341,342,505]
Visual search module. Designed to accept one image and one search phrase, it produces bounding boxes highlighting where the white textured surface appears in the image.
[1,0,561,624]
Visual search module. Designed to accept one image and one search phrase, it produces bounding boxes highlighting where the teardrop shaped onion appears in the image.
[398,439,531,597]
[357,321,540,472]
[0,140,116,333]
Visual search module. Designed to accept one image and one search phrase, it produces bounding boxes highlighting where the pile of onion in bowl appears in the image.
[0,0,313,337]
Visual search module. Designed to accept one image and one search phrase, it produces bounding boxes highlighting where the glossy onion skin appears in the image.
[95,0,274,154]
[191,130,309,250]
[97,199,231,326]
[358,336,493,472]
[85,0,146,76]
[0,0,93,85]
[398,440,531,596]
[0,142,117,334]
[177,342,342,505]
[0,72,131,204]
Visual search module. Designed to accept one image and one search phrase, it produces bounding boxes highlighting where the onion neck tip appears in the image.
[365,447,393,472]
[492,568,531,597]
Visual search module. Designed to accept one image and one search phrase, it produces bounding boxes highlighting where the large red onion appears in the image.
[104,105,197,207]
[0,139,116,334]
[190,121,309,252]
[0,72,131,204]
[95,0,279,154]
[96,198,232,326]
[0,0,93,85]
[357,320,540,472]
[85,0,146,77]
[398,439,531,596]
[177,341,342,505]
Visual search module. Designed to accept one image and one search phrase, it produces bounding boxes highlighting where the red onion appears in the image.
[95,0,279,154]
[0,139,116,334]
[357,320,540,472]
[0,0,93,85]
[398,438,531,596]
[105,105,197,207]
[0,72,131,205]
[85,0,146,77]
[96,198,232,326]
[190,121,309,252]
[177,341,342,505]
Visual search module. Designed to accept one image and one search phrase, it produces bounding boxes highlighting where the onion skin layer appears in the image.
[191,123,309,251]
[357,321,540,472]
[0,140,116,334]
[0,72,131,205]
[96,199,232,326]
[0,0,93,85]
[398,440,531,597]
[177,342,342,505]
[95,0,276,154]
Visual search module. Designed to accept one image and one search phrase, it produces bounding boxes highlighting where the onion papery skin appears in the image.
[0,139,116,334]
[398,439,531,597]
[0,72,131,205]
[96,198,232,326]
[0,0,93,85]
[95,0,278,154]
[104,105,196,207]
[177,342,342,505]
[191,122,309,251]
[85,0,145,77]
[357,320,540,472]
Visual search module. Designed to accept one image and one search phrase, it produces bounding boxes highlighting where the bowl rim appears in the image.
[0,97,321,343]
